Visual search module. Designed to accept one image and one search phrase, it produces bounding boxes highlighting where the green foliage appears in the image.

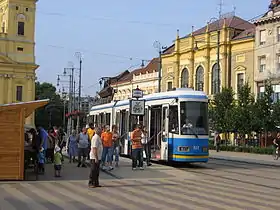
[210,80,279,144]
[35,82,65,129]
[210,87,235,135]
[272,101,280,128]
[234,82,255,136]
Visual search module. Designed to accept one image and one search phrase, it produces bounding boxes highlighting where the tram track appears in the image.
[148,158,280,190]
[182,168,280,191]
[203,161,280,181]
[209,157,280,168]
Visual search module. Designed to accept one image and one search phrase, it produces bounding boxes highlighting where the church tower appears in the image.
[0,0,39,125]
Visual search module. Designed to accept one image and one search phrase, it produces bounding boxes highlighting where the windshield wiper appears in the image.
[189,127,199,138]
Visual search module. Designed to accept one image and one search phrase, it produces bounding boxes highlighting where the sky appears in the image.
[35,0,269,96]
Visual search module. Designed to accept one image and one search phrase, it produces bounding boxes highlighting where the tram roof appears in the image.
[90,88,207,111]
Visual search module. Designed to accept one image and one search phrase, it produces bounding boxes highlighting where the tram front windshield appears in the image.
[180,101,208,135]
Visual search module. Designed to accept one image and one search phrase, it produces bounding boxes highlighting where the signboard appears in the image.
[132,87,143,99]
[130,99,145,115]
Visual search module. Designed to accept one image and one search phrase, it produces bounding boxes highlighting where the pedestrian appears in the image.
[67,130,78,163]
[87,123,95,160]
[77,127,90,168]
[54,146,63,177]
[88,127,103,188]
[215,132,221,152]
[112,125,120,167]
[101,125,114,170]
[46,129,55,163]
[131,124,144,170]
[141,126,152,166]
[37,147,45,174]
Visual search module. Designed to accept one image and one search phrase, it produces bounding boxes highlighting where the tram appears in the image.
[88,88,209,163]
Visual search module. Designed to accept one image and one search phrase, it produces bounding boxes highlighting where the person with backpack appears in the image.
[77,127,90,168]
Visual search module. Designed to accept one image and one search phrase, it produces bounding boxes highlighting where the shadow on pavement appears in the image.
[37,161,115,181]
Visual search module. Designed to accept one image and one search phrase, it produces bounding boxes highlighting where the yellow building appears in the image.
[161,15,255,96]
[0,0,38,125]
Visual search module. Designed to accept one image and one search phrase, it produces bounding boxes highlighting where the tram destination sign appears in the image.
[132,87,143,99]
[129,99,145,116]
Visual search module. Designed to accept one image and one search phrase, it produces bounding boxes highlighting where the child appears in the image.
[54,146,63,177]
[38,147,45,174]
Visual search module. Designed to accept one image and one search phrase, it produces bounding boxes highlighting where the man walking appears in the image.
[89,127,103,188]
[77,127,90,168]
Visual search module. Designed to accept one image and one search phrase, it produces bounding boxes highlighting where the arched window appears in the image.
[195,66,204,91]
[17,14,26,36]
[211,63,220,94]
[181,68,189,88]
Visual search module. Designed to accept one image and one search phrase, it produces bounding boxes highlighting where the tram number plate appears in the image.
[193,146,200,150]
[178,146,189,152]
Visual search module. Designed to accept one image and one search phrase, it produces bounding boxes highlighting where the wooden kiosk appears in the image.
[0,99,49,180]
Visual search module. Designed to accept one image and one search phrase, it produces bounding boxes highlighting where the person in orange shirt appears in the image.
[101,125,114,170]
[131,124,144,170]
[87,123,95,160]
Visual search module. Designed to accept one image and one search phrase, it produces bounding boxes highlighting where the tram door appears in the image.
[120,110,129,155]
[150,106,162,158]
[161,105,169,160]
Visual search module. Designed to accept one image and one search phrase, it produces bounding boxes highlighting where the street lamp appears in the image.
[193,17,221,94]
[75,52,82,132]
[153,41,167,93]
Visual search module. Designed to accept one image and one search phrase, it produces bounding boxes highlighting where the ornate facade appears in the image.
[161,15,255,96]
[0,0,38,125]
[111,58,159,100]
[254,1,280,100]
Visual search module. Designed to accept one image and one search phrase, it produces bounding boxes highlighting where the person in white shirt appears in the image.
[88,127,103,188]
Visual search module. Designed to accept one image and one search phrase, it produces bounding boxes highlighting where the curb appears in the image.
[209,156,280,167]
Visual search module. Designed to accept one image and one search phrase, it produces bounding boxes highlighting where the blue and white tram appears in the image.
[88,88,209,163]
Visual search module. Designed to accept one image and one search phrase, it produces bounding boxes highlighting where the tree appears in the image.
[234,82,255,141]
[35,82,65,129]
[210,87,235,142]
[272,101,280,129]
[252,80,274,147]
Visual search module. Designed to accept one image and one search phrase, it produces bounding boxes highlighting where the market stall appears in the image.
[0,99,49,180]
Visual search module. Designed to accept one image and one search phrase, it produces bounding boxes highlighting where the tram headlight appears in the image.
[202,147,208,152]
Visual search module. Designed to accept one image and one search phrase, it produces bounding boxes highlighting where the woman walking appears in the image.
[112,125,120,167]
[67,130,78,163]
[141,126,152,166]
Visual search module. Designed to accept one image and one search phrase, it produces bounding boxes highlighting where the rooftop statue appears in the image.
[269,0,280,9]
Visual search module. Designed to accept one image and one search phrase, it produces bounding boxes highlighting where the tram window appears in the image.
[129,115,138,131]
[144,108,148,127]
[162,107,167,132]
[105,113,111,126]
[180,102,208,135]
[116,112,120,127]
[139,115,144,126]
[169,105,179,134]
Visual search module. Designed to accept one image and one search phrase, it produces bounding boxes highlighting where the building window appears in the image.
[17,22,25,36]
[26,8,29,12]
[277,27,280,42]
[211,63,220,94]
[16,6,19,10]
[16,86,23,101]
[259,56,266,72]
[17,47,24,52]
[237,73,245,90]
[181,68,189,88]
[195,66,204,91]
[277,54,280,71]
[167,82,172,91]
[260,30,266,45]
